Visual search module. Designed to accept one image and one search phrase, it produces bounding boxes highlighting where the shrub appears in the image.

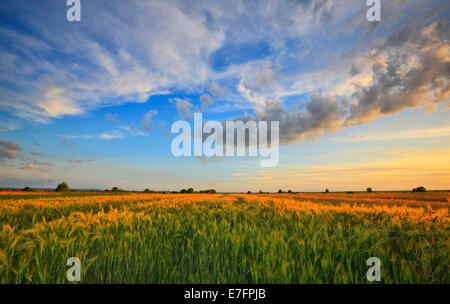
[413,186,427,192]
[55,182,69,192]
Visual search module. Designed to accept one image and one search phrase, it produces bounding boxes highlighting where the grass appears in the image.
[0,193,448,283]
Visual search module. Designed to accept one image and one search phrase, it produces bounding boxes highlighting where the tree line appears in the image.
[19,182,428,194]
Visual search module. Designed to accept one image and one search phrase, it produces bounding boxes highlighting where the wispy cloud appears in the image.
[119,124,145,136]
[63,130,127,140]
[141,110,158,132]
[20,157,52,171]
[200,94,213,110]
[0,120,20,132]
[170,98,194,119]
[99,131,126,140]
[59,140,75,148]
[104,113,121,124]
[30,152,44,156]
[0,0,390,123]
[336,127,450,142]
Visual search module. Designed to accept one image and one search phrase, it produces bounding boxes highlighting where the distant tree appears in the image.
[55,182,69,192]
[259,190,263,193]
[112,187,119,192]
[180,189,187,193]
[187,188,194,193]
[367,187,373,193]
[413,186,427,192]
[288,190,293,193]
[199,189,214,193]
[278,189,283,193]
[325,188,330,193]
[247,191,251,194]
[23,186,34,192]
[143,189,151,193]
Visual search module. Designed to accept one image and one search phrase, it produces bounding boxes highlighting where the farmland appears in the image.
[0,191,448,283]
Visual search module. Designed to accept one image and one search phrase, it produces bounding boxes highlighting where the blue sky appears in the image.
[0,0,449,191]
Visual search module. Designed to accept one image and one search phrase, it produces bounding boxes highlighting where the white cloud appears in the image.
[238,61,281,105]
[0,0,445,133]
[99,131,126,140]
[64,131,127,140]
[0,0,226,121]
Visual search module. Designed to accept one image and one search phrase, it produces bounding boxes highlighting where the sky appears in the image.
[0,0,449,192]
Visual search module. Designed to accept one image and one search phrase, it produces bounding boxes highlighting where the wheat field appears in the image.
[0,192,448,283]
